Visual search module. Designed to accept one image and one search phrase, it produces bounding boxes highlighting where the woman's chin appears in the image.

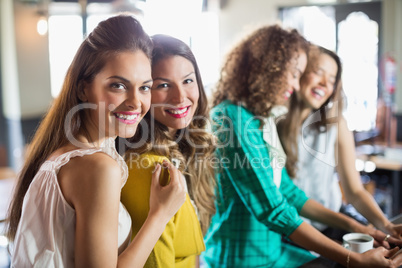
[117,126,138,139]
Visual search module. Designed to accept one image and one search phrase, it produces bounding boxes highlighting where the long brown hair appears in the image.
[212,24,309,117]
[6,14,153,241]
[277,45,343,178]
[125,34,216,234]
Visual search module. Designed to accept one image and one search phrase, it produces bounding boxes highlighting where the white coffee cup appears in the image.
[342,233,373,253]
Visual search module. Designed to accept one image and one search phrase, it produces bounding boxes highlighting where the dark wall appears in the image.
[0,24,7,166]
[396,113,402,142]
[21,117,42,144]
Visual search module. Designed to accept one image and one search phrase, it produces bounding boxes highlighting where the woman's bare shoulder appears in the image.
[63,152,120,180]
[58,152,122,207]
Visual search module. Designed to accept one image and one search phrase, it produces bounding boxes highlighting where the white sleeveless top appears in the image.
[11,138,132,268]
[293,121,342,231]
[262,106,288,188]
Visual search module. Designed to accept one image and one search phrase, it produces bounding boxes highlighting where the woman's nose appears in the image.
[319,75,328,88]
[125,91,140,109]
[171,85,185,103]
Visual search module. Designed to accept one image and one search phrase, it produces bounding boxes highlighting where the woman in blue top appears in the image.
[202,24,402,268]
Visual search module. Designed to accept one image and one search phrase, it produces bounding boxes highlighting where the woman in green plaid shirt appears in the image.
[201,25,402,267]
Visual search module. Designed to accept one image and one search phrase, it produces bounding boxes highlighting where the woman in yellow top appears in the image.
[121,34,216,267]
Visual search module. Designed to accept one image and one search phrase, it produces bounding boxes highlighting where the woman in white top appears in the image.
[278,44,402,244]
[5,14,186,268]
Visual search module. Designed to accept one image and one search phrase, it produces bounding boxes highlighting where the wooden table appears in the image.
[357,151,402,217]
[0,168,15,181]
[0,168,15,268]
[300,255,343,267]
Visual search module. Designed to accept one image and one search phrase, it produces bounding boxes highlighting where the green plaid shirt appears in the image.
[202,101,316,267]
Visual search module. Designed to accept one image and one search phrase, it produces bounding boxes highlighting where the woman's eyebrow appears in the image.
[152,77,170,82]
[107,76,153,85]
[107,75,130,82]
[182,72,195,79]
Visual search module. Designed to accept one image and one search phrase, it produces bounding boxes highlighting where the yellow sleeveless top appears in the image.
[121,153,205,267]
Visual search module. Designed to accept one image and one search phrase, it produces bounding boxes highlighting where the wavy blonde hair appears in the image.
[125,34,216,234]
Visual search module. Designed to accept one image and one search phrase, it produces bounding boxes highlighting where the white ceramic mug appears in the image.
[342,233,373,253]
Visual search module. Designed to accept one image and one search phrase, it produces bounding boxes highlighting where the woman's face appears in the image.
[281,50,308,104]
[82,51,152,141]
[299,53,338,110]
[150,55,199,134]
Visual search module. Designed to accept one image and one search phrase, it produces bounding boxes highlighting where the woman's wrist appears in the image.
[148,207,174,226]
[383,221,394,233]
[370,217,392,233]
[145,210,170,232]
[348,251,360,268]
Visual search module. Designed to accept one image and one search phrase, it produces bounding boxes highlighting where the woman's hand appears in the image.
[379,222,402,248]
[352,247,401,267]
[352,223,402,248]
[391,248,402,264]
[385,222,402,239]
[148,160,187,224]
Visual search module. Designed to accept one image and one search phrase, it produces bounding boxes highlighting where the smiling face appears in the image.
[150,55,199,134]
[281,49,308,104]
[299,53,338,110]
[82,50,152,142]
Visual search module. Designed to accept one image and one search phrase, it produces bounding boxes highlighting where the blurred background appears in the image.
[0,0,401,266]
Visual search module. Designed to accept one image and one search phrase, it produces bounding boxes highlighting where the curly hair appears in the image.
[212,24,309,117]
[278,45,344,178]
[125,34,216,234]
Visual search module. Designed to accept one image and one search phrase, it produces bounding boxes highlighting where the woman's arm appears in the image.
[60,153,122,267]
[212,105,307,235]
[336,117,402,238]
[300,197,402,247]
[118,161,187,267]
[289,222,400,267]
[300,199,365,233]
[60,153,185,268]
[121,155,187,266]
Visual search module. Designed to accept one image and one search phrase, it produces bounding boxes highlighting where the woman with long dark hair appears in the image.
[121,34,216,267]
[6,15,186,267]
[278,44,402,243]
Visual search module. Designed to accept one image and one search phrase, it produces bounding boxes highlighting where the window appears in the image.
[48,15,82,98]
[47,0,219,98]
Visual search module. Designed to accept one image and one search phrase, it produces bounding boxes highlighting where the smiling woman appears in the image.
[202,24,402,268]
[150,55,200,133]
[278,44,402,246]
[78,51,153,140]
[121,34,216,267]
[5,15,186,268]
